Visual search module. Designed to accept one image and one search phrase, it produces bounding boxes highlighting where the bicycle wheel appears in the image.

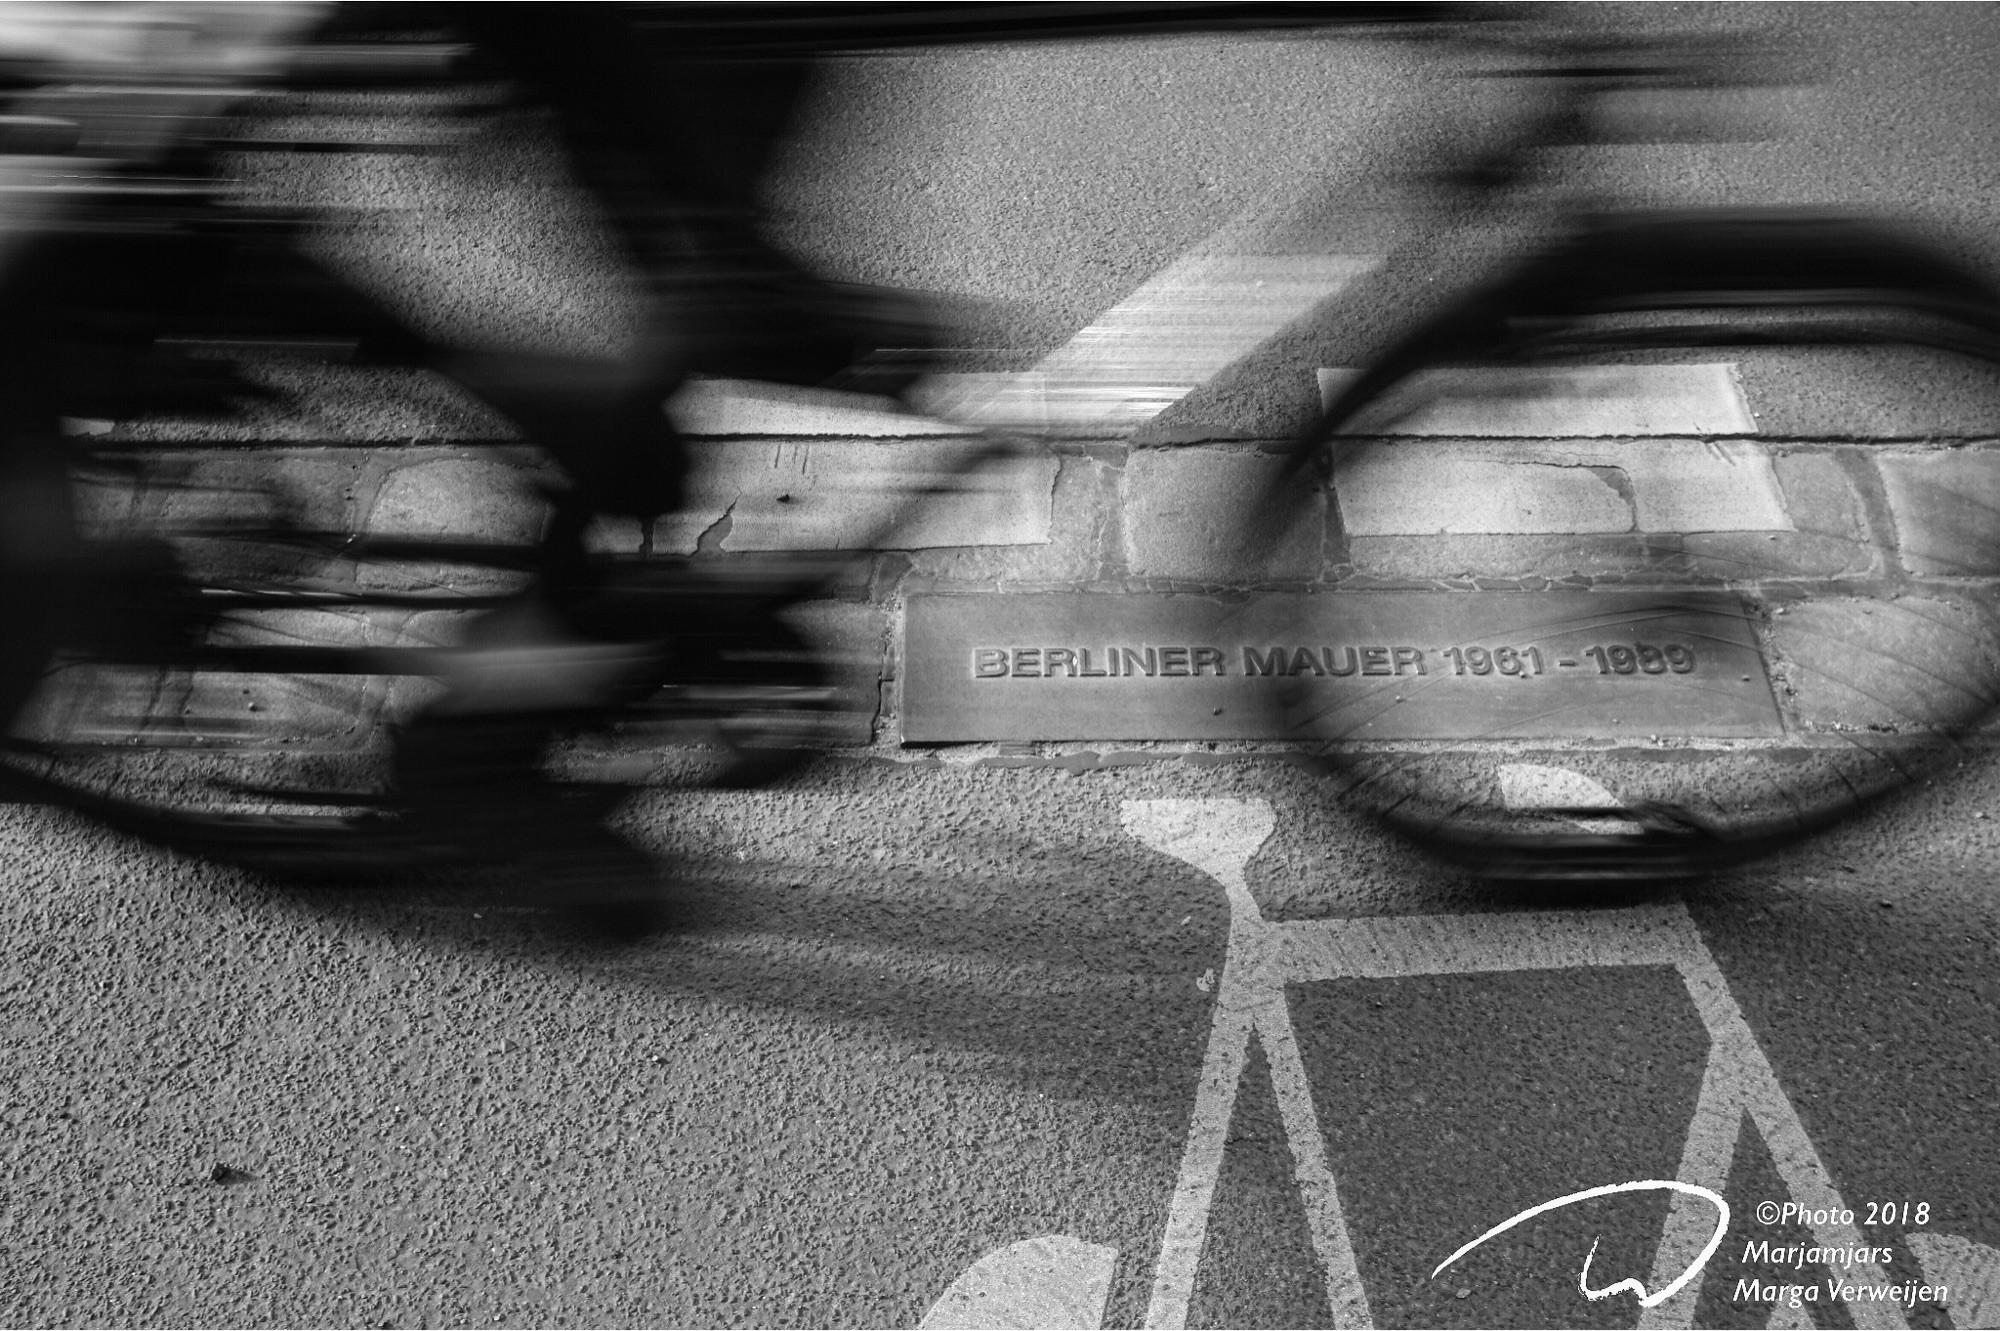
[1271,209,2000,880]
[560,559,846,789]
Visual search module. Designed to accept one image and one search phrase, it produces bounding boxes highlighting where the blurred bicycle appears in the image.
[1264,21,2000,880]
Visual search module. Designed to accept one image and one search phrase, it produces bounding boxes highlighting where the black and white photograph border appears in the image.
[0,4,1995,1329]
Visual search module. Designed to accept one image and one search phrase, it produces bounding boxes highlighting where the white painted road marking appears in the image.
[1498,763,1641,837]
[919,1234,1119,1330]
[1906,1232,2000,1329]
[1119,797,1908,1331]
[663,241,1372,550]
[1121,798,1367,1331]
[922,256,1377,433]
[1498,763,1625,811]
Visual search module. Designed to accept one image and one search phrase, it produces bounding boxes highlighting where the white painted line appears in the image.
[1121,800,1271,1330]
[1256,999,1373,1330]
[1906,1232,1999,1329]
[1143,1001,1256,1331]
[655,439,1057,553]
[919,1234,1119,1330]
[1641,945,1904,1328]
[1123,799,1374,1331]
[1120,798,1907,1331]
[917,255,1377,433]
[1333,438,1793,535]
[1499,764,1625,810]
[675,251,1376,439]
[1318,364,1759,438]
[1498,764,1642,837]
[1121,799,1272,926]
[1643,1054,1756,1331]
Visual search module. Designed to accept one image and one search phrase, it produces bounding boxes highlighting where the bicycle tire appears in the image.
[1277,208,2000,881]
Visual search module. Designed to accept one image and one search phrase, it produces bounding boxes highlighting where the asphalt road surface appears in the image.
[4,6,2000,1329]
[4,758,1997,1328]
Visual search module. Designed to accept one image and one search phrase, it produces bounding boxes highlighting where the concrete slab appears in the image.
[1333,439,1791,536]
[1342,450,1873,583]
[781,599,887,748]
[669,379,977,438]
[1876,447,2000,575]
[74,449,367,548]
[1672,449,1878,579]
[656,440,1058,554]
[1344,531,1816,586]
[1766,595,2000,734]
[1334,449,1631,536]
[1122,447,1323,583]
[904,454,1115,589]
[1318,363,1758,437]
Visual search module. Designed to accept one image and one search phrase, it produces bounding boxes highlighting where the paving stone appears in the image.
[1345,450,1872,584]
[1317,362,1757,436]
[364,455,547,543]
[1343,533,1700,584]
[1765,595,2000,733]
[103,363,521,444]
[60,595,878,754]
[902,454,1113,590]
[656,440,1058,554]
[1677,447,1879,579]
[584,515,646,556]
[1122,446,1323,583]
[671,379,976,438]
[1335,448,1631,536]
[914,255,1371,435]
[13,664,197,747]
[782,599,887,747]
[75,449,374,587]
[1332,439,1787,536]
[1877,447,2000,575]
[168,607,459,748]
[293,109,647,360]
[78,450,350,532]
[1685,450,1876,577]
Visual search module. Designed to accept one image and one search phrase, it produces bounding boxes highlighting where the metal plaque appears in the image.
[901,592,1784,742]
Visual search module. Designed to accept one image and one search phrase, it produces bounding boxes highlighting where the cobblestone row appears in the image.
[31,416,2000,755]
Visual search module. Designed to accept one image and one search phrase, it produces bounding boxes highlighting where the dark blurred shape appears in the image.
[1274,24,2000,883]
[624,2,1481,52]
[0,114,78,154]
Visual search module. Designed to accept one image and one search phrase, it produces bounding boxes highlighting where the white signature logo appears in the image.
[1434,1180,1731,1308]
